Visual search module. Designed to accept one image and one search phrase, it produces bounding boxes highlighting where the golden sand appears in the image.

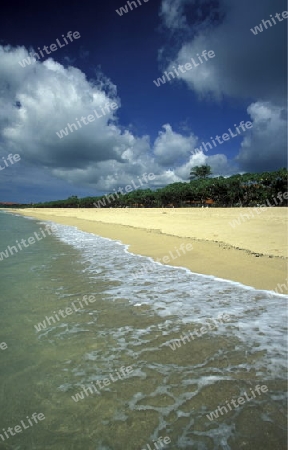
[7,207,288,292]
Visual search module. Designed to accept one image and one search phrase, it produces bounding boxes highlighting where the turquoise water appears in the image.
[0,211,287,450]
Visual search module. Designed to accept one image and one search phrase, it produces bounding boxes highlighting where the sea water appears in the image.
[0,211,287,450]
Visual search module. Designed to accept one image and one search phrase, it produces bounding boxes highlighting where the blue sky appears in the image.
[0,0,287,202]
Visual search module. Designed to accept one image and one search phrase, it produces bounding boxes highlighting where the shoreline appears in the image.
[4,208,288,292]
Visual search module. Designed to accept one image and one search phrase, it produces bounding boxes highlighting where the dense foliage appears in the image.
[31,167,288,208]
[190,164,212,180]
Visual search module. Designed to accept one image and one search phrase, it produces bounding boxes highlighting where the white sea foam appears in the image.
[31,219,287,448]
[37,221,287,378]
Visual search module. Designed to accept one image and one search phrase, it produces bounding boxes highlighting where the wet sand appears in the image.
[6,207,288,292]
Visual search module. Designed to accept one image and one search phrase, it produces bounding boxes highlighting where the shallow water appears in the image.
[0,211,287,449]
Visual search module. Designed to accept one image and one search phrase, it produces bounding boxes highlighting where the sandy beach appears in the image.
[7,207,288,292]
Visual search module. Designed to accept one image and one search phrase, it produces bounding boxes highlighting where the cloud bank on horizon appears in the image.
[0,0,287,202]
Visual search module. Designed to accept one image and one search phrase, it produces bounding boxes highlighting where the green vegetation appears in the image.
[190,164,212,180]
[31,167,287,208]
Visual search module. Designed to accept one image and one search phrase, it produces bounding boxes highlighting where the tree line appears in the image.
[29,166,288,208]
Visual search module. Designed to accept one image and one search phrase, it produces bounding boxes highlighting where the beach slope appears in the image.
[7,207,288,292]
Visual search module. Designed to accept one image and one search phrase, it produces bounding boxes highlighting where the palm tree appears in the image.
[190,164,212,181]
